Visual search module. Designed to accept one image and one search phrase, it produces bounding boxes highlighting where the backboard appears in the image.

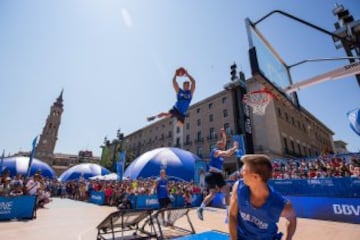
[245,18,299,108]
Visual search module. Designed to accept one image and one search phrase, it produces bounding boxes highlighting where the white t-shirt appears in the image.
[26,179,41,195]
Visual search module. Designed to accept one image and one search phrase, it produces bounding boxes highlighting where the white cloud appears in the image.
[121,8,133,29]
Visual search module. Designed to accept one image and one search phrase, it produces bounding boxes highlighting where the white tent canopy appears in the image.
[89,173,128,181]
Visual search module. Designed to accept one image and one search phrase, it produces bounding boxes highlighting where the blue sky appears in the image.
[0,0,359,157]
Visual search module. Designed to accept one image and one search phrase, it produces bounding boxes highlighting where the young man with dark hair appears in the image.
[229,154,297,240]
[147,67,195,128]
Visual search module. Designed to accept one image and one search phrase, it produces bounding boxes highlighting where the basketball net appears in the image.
[242,89,274,115]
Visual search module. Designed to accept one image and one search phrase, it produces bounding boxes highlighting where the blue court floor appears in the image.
[173,230,229,240]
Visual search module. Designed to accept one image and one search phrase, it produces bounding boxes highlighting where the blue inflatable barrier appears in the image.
[0,195,37,221]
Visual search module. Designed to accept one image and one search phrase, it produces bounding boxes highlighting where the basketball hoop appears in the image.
[242,89,274,115]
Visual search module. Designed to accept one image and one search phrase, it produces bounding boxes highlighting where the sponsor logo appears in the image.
[240,211,269,229]
[273,181,292,185]
[333,204,360,216]
[307,179,334,186]
[91,195,102,201]
[0,201,13,215]
[145,199,158,206]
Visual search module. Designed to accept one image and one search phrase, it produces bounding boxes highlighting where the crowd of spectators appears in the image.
[1,153,359,209]
[53,178,203,208]
[0,171,52,208]
[0,171,204,209]
[227,153,360,181]
[271,153,360,179]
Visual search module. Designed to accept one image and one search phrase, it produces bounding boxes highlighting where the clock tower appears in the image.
[35,90,64,165]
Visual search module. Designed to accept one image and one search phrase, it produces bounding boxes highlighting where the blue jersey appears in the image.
[156,178,168,199]
[208,148,224,171]
[237,181,286,240]
[174,89,192,115]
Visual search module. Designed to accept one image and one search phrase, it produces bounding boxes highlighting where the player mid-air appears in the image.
[147,67,196,128]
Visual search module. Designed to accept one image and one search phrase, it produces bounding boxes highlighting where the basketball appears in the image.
[176,67,186,76]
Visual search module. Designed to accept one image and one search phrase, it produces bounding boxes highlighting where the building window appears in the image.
[209,144,215,151]
[226,140,231,150]
[277,108,282,118]
[285,112,289,122]
[197,119,201,126]
[186,123,190,130]
[224,123,231,135]
[209,114,214,122]
[290,140,295,152]
[208,103,213,109]
[197,147,203,157]
[186,134,190,143]
[209,127,216,139]
[197,131,202,141]
[222,97,227,104]
[291,117,295,126]
[283,137,288,151]
[297,143,301,155]
[176,127,180,133]
[196,108,200,113]
[176,137,180,147]
[223,109,228,118]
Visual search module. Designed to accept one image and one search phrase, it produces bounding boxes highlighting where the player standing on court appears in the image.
[153,169,172,226]
[147,67,195,128]
[196,128,238,222]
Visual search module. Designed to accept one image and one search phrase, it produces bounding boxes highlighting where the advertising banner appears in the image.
[287,196,360,224]
[136,195,159,209]
[89,191,105,205]
[117,151,126,181]
[270,177,360,198]
[0,195,36,221]
[194,159,207,189]
[233,134,246,158]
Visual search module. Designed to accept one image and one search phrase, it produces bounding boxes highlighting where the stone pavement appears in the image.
[0,198,359,240]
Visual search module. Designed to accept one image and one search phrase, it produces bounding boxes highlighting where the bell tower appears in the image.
[35,90,64,165]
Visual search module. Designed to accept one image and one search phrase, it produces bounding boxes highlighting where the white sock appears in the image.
[200,203,206,209]
[224,205,229,224]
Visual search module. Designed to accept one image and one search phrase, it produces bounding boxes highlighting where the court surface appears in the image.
[0,198,359,240]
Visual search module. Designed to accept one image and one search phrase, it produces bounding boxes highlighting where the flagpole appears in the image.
[26,136,38,177]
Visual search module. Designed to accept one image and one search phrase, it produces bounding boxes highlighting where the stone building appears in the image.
[124,75,335,175]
